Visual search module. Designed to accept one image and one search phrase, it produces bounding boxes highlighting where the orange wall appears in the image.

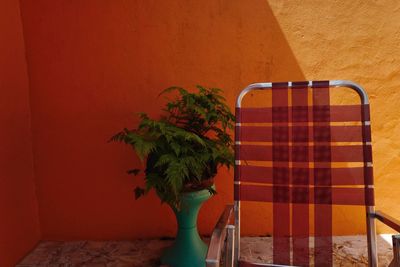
[0,0,41,266]
[18,0,400,240]
[19,0,304,239]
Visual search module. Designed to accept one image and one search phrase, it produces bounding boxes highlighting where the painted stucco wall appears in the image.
[19,0,304,239]
[268,0,400,233]
[0,0,41,266]
[15,0,400,241]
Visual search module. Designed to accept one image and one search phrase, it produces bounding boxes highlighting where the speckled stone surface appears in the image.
[18,236,394,267]
[240,235,394,267]
[17,239,173,267]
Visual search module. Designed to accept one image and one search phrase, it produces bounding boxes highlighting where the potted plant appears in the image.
[110,86,235,267]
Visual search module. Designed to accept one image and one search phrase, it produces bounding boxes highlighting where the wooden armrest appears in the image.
[373,211,400,232]
[206,204,234,267]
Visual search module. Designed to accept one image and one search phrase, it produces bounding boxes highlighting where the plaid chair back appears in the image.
[234,81,374,266]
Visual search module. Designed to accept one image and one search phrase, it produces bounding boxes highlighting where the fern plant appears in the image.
[110,86,235,209]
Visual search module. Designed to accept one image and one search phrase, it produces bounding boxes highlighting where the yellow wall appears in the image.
[268,0,400,233]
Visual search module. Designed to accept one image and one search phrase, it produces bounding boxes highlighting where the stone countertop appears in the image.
[18,235,394,267]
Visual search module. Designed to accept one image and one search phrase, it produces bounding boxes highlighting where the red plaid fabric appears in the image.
[234,81,374,266]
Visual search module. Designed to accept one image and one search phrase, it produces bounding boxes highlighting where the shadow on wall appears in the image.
[18,0,304,240]
[0,0,41,267]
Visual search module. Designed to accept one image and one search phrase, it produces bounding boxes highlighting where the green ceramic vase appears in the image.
[161,187,213,267]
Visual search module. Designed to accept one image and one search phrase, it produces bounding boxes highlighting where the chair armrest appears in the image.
[206,204,234,267]
[373,212,400,267]
[373,211,400,232]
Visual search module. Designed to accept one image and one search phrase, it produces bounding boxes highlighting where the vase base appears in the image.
[161,227,207,267]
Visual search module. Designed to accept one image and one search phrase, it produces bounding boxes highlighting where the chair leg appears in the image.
[389,235,400,267]
[224,225,235,267]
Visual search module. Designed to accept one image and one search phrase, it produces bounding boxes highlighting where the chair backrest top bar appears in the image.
[236,80,369,108]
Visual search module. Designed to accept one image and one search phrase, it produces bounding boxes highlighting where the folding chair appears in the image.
[206,80,400,267]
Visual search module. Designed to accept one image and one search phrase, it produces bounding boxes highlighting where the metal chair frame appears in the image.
[206,80,400,267]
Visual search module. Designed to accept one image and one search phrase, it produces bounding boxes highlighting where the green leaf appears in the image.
[154,153,176,168]
[108,131,126,143]
[134,187,145,199]
[159,86,188,97]
[127,169,140,175]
